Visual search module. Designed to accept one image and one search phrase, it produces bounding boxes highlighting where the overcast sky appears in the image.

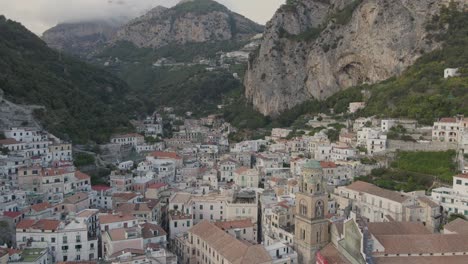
[0,0,285,35]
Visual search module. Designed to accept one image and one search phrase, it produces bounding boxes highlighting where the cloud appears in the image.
[0,0,284,35]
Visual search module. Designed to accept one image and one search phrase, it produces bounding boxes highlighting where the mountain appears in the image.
[0,15,136,144]
[42,20,122,57]
[244,0,465,116]
[113,0,264,48]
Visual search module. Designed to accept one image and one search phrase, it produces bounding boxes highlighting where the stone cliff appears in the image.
[113,0,264,48]
[244,0,460,116]
[42,21,121,57]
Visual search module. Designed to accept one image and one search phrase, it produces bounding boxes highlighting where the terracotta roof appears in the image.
[112,192,139,202]
[75,171,90,180]
[0,138,20,145]
[16,219,60,231]
[417,196,439,208]
[189,220,272,264]
[92,185,112,191]
[116,203,151,213]
[214,219,253,230]
[439,117,457,123]
[169,192,192,204]
[41,168,70,177]
[444,218,468,235]
[368,222,431,236]
[234,167,250,174]
[147,183,167,189]
[320,161,337,168]
[346,181,409,203]
[107,228,127,241]
[141,223,167,238]
[454,173,468,179]
[376,234,468,254]
[29,202,52,212]
[150,151,182,160]
[99,214,136,224]
[374,256,468,264]
[170,212,192,220]
[63,192,89,204]
[318,243,352,264]
[112,133,144,139]
[3,211,22,218]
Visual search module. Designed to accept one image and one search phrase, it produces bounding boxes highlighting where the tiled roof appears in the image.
[112,192,139,202]
[147,183,167,189]
[150,151,182,160]
[111,133,144,139]
[318,243,352,264]
[320,161,337,168]
[141,223,167,238]
[454,173,468,179]
[29,202,52,212]
[16,219,60,231]
[99,214,136,224]
[0,138,19,145]
[116,203,151,213]
[376,234,468,254]
[214,219,253,230]
[75,171,90,180]
[368,222,431,236]
[3,211,22,218]
[444,218,468,235]
[346,181,409,203]
[63,192,88,204]
[439,117,457,123]
[189,220,272,264]
[92,185,112,191]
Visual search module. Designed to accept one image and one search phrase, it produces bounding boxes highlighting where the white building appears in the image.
[431,174,468,217]
[16,218,98,262]
[444,68,460,78]
[432,117,468,143]
[348,102,366,113]
[111,133,144,147]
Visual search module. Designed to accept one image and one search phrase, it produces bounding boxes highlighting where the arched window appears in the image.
[316,183,320,192]
[315,200,324,218]
[300,200,308,216]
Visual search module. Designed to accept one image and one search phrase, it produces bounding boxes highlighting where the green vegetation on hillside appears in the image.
[392,150,457,182]
[173,0,229,16]
[335,4,468,124]
[356,150,457,192]
[97,40,246,116]
[0,16,135,143]
[253,5,467,129]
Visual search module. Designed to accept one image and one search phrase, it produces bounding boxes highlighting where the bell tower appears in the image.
[294,160,329,263]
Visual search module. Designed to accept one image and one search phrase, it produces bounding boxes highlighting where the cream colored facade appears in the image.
[294,161,329,264]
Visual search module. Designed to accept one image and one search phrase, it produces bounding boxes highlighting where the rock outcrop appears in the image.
[113,0,264,48]
[42,21,121,57]
[245,0,459,116]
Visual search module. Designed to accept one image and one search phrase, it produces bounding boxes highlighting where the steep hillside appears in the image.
[113,0,264,48]
[245,0,465,116]
[0,16,135,143]
[42,21,121,57]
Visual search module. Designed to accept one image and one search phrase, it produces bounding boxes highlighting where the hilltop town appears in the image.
[0,97,468,264]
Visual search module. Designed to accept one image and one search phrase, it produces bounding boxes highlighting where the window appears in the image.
[187,221,191,227]
[200,205,203,210]
[200,214,203,219]
[174,222,178,228]
[210,205,213,210]
[456,180,462,185]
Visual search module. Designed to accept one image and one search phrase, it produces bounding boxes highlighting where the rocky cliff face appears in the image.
[42,21,121,57]
[113,0,264,48]
[245,0,457,116]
